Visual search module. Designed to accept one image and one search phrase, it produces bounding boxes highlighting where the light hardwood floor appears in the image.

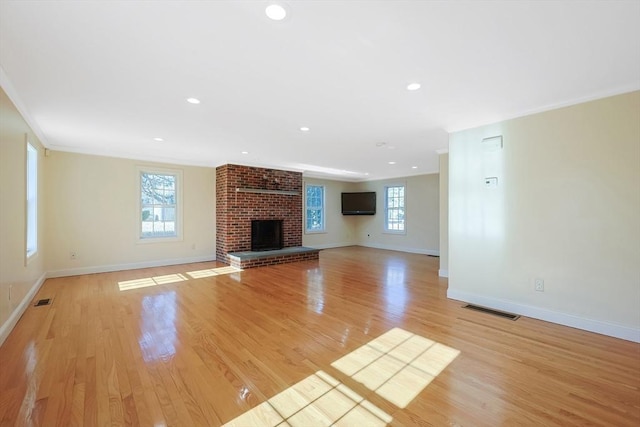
[1,247,638,426]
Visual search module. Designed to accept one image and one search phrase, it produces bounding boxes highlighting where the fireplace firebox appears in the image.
[251,220,284,252]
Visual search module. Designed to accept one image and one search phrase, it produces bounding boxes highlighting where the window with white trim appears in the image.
[305,184,325,233]
[384,185,405,233]
[139,169,181,239]
[26,142,38,258]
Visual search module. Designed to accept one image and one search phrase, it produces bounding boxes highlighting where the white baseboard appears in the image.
[447,289,640,343]
[305,242,354,250]
[438,269,449,278]
[47,254,216,278]
[360,242,440,256]
[0,272,47,347]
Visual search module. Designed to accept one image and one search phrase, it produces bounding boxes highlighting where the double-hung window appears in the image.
[26,142,38,259]
[305,184,325,233]
[384,184,405,233]
[139,168,182,240]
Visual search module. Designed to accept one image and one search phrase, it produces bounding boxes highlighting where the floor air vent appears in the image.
[34,298,52,307]
[462,304,520,320]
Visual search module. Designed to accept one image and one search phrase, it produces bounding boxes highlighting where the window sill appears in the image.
[25,250,38,266]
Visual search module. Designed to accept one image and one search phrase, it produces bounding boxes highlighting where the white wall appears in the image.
[448,91,640,342]
[302,178,358,249]
[354,174,440,255]
[438,153,449,277]
[0,87,47,344]
[45,151,216,276]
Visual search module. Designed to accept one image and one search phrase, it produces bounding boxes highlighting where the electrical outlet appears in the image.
[534,278,544,292]
[70,251,77,260]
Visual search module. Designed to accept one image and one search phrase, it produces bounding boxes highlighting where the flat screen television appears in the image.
[341,192,376,215]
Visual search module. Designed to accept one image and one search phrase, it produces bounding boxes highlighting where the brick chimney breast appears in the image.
[216,164,303,264]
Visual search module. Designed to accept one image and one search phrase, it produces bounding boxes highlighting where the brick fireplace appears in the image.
[216,164,318,267]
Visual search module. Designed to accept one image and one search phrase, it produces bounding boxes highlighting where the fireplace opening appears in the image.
[251,220,284,252]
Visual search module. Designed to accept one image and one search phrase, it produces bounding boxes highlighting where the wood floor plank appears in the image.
[0,247,638,426]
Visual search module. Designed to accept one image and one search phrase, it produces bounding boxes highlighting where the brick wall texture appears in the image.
[216,164,303,265]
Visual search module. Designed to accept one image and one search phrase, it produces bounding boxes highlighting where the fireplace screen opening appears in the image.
[251,220,284,252]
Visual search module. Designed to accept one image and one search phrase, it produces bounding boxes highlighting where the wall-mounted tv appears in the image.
[341,192,376,215]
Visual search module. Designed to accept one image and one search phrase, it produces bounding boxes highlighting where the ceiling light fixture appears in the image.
[153,137,164,142]
[186,97,201,104]
[241,151,249,154]
[412,166,418,169]
[388,161,396,165]
[266,3,287,21]
[407,83,421,91]
[300,126,310,132]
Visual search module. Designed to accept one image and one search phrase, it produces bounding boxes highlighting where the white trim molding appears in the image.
[361,242,439,257]
[0,273,47,347]
[447,289,640,343]
[304,242,353,250]
[438,269,449,278]
[47,255,216,278]
[0,67,49,147]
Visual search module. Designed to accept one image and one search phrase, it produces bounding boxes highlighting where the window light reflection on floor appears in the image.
[118,266,242,291]
[332,327,460,408]
[186,266,241,278]
[223,370,392,427]
[223,328,460,426]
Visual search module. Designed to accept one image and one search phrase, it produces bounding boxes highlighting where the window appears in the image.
[26,142,37,259]
[139,169,182,240]
[384,185,405,233]
[305,184,325,233]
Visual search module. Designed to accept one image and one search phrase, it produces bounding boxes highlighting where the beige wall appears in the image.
[0,87,47,339]
[45,152,216,275]
[302,178,359,248]
[354,174,440,255]
[448,91,640,341]
[438,153,449,276]
[302,174,440,255]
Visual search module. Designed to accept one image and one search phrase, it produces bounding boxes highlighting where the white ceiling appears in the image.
[1,1,639,181]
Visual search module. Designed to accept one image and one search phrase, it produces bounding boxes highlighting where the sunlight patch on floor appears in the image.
[118,273,187,291]
[223,371,391,427]
[118,266,242,291]
[186,266,241,278]
[332,327,460,408]
[223,328,460,425]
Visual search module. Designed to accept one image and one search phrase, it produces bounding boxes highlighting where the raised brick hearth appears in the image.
[227,246,320,269]
[216,164,317,268]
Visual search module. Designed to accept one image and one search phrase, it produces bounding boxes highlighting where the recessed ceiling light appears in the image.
[412,166,418,169]
[241,151,249,154]
[186,97,201,104]
[300,126,310,132]
[388,161,396,165]
[407,83,421,91]
[153,137,164,142]
[266,3,287,21]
